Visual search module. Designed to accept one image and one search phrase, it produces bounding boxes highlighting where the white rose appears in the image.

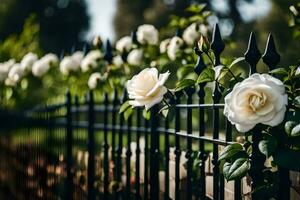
[127,68,170,110]
[127,49,143,66]
[112,55,124,67]
[41,53,59,67]
[159,38,171,53]
[182,23,208,45]
[60,51,84,75]
[81,50,102,72]
[32,59,50,77]
[136,24,159,45]
[224,73,288,132]
[116,36,132,52]
[72,51,84,66]
[167,36,183,61]
[32,53,58,77]
[296,66,300,75]
[7,63,24,85]
[0,59,15,82]
[60,56,77,75]
[21,52,38,72]
[88,72,101,89]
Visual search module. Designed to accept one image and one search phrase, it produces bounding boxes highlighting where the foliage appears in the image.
[0,15,42,62]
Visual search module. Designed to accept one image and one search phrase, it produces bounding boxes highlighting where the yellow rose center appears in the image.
[248,92,267,112]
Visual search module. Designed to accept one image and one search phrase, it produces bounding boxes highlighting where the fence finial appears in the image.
[244,32,261,74]
[104,39,113,64]
[262,34,280,70]
[211,24,225,55]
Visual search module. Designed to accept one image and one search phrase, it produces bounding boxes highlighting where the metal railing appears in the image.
[0,24,293,200]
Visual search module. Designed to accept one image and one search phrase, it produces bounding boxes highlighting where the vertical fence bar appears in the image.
[125,105,132,199]
[262,34,290,200]
[116,91,126,199]
[87,91,95,200]
[185,87,195,200]
[150,105,159,200]
[144,117,149,199]
[66,91,74,199]
[212,84,221,200]
[174,91,182,200]
[211,23,225,200]
[164,110,170,200]
[225,119,242,200]
[135,108,141,200]
[104,93,109,199]
[244,33,266,200]
[112,90,118,179]
[194,49,207,199]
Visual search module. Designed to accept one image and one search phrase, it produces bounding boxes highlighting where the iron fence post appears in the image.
[150,105,159,200]
[66,91,74,199]
[87,90,95,200]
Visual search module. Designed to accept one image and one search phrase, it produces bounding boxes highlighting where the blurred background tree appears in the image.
[0,0,90,61]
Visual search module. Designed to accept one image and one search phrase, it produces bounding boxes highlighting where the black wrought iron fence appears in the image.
[0,24,295,200]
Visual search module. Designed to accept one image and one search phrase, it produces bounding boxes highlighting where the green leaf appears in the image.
[119,101,131,114]
[269,68,288,75]
[273,149,300,171]
[229,57,245,68]
[291,124,300,137]
[175,79,195,92]
[185,4,206,13]
[124,106,133,121]
[196,68,215,84]
[143,109,151,120]
[223,158,250,181]
[177,65,195,79]
[285,121,298,135]
[218,143,243,161]
[258,138,277,157]
[252,184,276,199]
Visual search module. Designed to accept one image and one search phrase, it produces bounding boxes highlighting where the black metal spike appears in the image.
[194,47,207,75]
[211,24,225,57]
[131,30,138,45]
[262,34,280,70]
[175,28,182,37]
[244,32,261,74]
[104,39,113,64]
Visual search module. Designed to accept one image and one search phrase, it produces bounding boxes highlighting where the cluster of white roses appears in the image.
[59,50,102,75]
[160,23,208,61]
[0,52,59,86]
[0,22,210,92]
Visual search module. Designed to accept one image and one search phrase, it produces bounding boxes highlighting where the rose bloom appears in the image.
[116,36,132,53]
[127,49,143,66]
[136,24,159,45]
[182,23,207,45]
[127,68,170,110]
[224,73,287,132]
[159,38,171,53]
[167,36,183,61]
[88,72,101,89]
[21,52,38,72]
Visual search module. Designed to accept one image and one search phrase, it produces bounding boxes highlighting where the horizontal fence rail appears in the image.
[0,24,296,200]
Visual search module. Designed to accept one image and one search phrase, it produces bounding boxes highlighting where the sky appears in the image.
[86,0,117,42]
